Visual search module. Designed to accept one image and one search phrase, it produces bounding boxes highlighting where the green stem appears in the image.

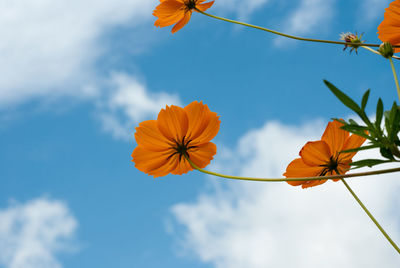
[361,46,400,60]
[185,157,400,182]
[389,58,400,103]
[361,46,381,56]
[196,9,383,48]
[341,179,400,254]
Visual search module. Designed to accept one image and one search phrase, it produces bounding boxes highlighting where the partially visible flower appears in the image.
[340,32,364,54]
[377,0,400,53]
[132,101,220,178]
[153,0,215,33]
[283,121,366,188]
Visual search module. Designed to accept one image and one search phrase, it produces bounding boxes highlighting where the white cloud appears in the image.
[214,0,271,20]
[275,0,335,45]
[0,197,78,268]
[171,120,400,267]
[97,72,181,141]
[0,0,155,106]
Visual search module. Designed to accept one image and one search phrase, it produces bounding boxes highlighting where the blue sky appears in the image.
[1,0,399,267]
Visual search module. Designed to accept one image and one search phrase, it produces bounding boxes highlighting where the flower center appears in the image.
[185,0,197,10]
[319,156,339,176]
[170,136,197,162]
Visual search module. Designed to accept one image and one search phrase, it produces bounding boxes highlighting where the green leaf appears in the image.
[387,102,399,142]
[375,98,383,131]
[340,144,380,153]
[380,147,394,160]
[348,119,359,125]
[361,89,370,110]
[350,159,392,168]
[324,80,361,113]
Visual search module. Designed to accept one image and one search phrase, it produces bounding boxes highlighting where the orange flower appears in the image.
[377,0,400,53]
[153,0,215,33]
[132,101,220,178]
[283,121,366,188]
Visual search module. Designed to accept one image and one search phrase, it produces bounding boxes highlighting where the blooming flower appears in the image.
[153,0,215,33]
[132,101,220,178]
[377,0,400,53]
[283,121,366,188]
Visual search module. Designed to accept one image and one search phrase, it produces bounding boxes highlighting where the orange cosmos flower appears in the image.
[377,0,400,53]
[283,121,366,188]
[153,0,215,33]
[132,101,220,178]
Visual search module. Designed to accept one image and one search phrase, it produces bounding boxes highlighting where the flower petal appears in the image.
[153,0,186,28]
[378,0,400,53]
[171,156,193,175]
[157,105,189,143]
[196,1,214,12]
[188,142,217,168]
[339,133,366,162]
[321,120,348,156]
[283,158,326,188]
[132,146,177,177]
[184,101,220,146]
[300,140,331,167]
[171,11,192,33]
[134,120,173,151]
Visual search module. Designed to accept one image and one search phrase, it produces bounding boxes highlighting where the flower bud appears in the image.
[379,42,394,58]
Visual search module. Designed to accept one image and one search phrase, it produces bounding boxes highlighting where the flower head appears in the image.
[283,121,366,188]
[377,0,400,53]
[132,101,220,178]
[340,32,364,54]
[153,0,215,33]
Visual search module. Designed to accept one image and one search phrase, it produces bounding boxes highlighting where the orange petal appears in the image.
[153,0,186,27]
[300,140,331,167]
[134,120,173,151]
[321,120,348,156]
[132,146,174,176]
[157,105,188,143]
[153,0,184,16]
[196,1,214,12]
[171,156,193,175]
[300,179,328,189]
[339,133,366,162]
[284,158,323,177]
[150,153,180,177]
[171,11,192,33]
[283,158,326,188]
[188,142,217,168]
[184,101,220,145]
[378,0,400,53]
[154,11,185,27]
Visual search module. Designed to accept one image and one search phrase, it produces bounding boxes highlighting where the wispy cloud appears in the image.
[275,0,335,45]
[213,0,271,20]
[0,0,154,106]
[171,120,400,267]
[0,197,78,268]
[97,72,181,141]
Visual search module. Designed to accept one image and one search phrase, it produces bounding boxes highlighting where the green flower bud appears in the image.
[379,42,394,58]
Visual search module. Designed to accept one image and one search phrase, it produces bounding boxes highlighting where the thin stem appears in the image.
[361,46,381,56]
[341,179,400,254]
[185,157,400,182]
[196,9,384,48]
[389,57,400,103]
